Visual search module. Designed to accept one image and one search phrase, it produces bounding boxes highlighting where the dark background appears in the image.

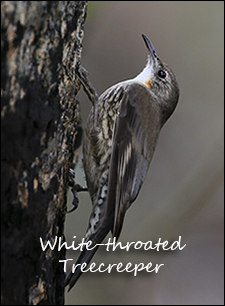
[65,2,224,304]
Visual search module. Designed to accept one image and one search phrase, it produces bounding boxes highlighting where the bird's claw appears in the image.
[76,66,99,127]
[67,168,88,213]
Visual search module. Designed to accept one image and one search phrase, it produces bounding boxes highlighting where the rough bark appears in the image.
[1,1,87,304]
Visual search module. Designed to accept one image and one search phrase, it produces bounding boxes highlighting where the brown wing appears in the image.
[105,83,160,240]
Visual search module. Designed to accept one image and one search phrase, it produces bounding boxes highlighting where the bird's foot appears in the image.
[67,168,88,213]
[76,66,99,127]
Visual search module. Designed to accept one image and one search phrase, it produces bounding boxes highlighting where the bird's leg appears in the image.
[67,168,88,213]
[69,67,99,213]
[77,66,99,127]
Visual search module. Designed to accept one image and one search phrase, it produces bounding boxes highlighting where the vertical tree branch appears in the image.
[1,1,87,304]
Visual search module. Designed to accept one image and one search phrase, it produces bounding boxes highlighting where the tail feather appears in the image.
[65,245,99,291]
[65,219,113,291]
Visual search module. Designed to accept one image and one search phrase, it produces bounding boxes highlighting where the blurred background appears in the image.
[65,2,224,304]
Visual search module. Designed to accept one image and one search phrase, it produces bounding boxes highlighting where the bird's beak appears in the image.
[141,34,157,65]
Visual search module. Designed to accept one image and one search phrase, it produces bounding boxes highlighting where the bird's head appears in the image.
[135,34,179,125]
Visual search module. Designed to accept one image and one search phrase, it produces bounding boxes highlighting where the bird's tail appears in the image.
[64,221,112,291]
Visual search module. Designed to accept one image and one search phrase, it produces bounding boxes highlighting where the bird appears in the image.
[65,34,179,291]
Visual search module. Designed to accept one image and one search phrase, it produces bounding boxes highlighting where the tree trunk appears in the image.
[1,1,87,304]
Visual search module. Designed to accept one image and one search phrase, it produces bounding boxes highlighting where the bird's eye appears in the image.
[158,70,167,79]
